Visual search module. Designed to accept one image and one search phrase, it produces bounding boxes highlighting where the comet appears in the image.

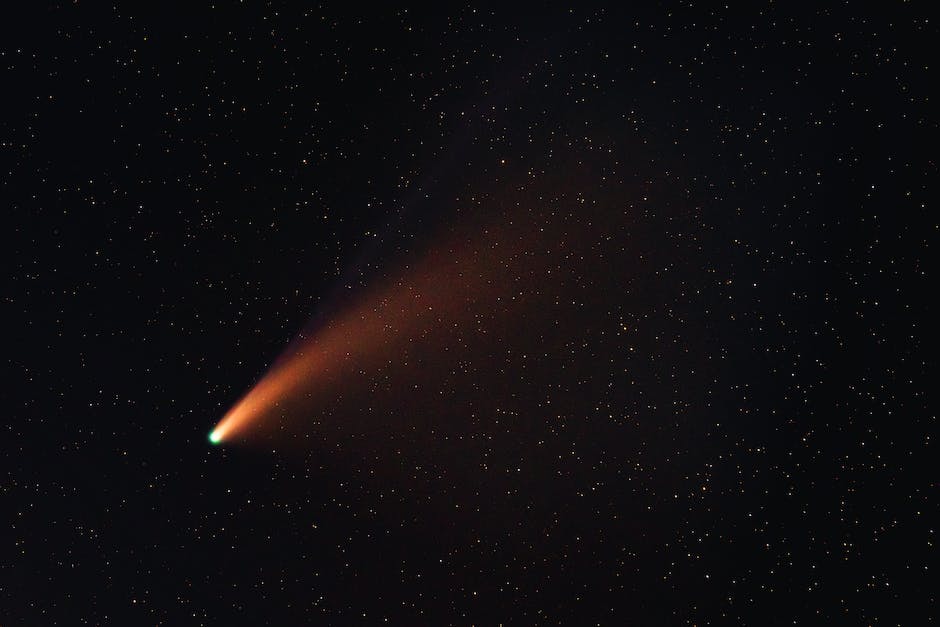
[207,183,591,445]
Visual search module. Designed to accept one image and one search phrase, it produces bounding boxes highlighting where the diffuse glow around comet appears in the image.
[208,207,566,445]
[206,159,626,447]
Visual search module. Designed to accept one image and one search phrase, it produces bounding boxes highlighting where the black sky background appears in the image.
[2,2,935,625]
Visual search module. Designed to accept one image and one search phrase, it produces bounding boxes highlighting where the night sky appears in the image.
[3,3,935,625]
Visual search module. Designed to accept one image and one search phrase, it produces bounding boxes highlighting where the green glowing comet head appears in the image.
[209,430,222,445]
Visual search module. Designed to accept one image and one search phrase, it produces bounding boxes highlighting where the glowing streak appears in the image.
[209,206,559,444]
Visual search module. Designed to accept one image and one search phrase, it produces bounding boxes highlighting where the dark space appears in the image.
[2,3,935,624]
